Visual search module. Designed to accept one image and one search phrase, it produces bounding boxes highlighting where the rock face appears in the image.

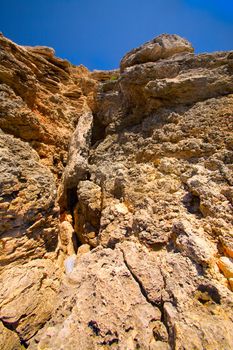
[0,131,59,269]
[0,33,96,179]
[0,259,60,341]
[30,246,163,350]
[0,33,233,349]
[0,130,61,343]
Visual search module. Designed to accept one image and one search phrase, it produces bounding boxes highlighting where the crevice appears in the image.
[90,113,106,147]
[66,188,78,213]
[121,249,175,349]
[159,268,176,350]
[196,284,221,305]
[1,318,29,348]
[121,249,155,306]
[182,189,203,218]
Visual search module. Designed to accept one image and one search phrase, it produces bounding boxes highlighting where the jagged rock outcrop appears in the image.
[0,33,233,349]
[120,34,194,70]
[0,33,97,179]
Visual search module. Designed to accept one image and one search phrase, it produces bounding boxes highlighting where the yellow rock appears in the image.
[77,244,91,255]
[228,278,233,291]
[115,203,129,215]
[224,246,233,259]
[217,257,233,278]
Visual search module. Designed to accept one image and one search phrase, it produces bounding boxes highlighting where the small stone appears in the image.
[114,203,129,215]
[77,244,91,255]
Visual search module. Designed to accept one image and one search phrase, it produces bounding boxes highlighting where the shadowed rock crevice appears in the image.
[182,191,202,217]
[90,113,106,147]
[1,319,29,348]
[121,248,156,306]
[121,246,175,349]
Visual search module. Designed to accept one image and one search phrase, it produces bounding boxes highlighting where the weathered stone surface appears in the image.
[0,34,97,179]
[173,220,218,265]
[59,111,94,209]
[120,34,193,70]
[0,106,62,345]
[159,250,233,350]
[57,220,76,267]
[64,33,233,349]
[0,321,21,350]
[91,69,120,82]
[29,247,161,350]
[1,33,233,349]
[0,259,60,341]
[74,180,102,247]
[120,241,164,304]
[218,256,233,278]
[0,130,59,270]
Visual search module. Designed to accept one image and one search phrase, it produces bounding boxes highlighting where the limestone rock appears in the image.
[120,241,164,304]
[29,247,161,350]
[91,69,120,82]
[0,259,60,341]
[120,34,193,70]
[173,220,217,265]
[1,33,233,349]
[0,130,59,270]
[57,220,76,267]
[0,321,21,350]
[74,180,102,246]
[25,45,56,58]
[77,243,91,256]
[62,111,93,191]
[0,34,97,179]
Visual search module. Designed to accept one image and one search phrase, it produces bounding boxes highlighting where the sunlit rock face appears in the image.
[0,33,97,180]
[0,33,233,350]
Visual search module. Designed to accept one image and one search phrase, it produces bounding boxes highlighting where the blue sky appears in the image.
[1,0,233,70]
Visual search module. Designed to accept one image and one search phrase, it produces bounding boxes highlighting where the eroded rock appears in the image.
[29,247,161,350]
[0,321,21,350]
[120,34,193,70]
[1,33,233,349]
[0,131,59,270]
[0,259,60,341]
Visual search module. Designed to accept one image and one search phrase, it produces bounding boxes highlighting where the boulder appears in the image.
[120,34,193,70]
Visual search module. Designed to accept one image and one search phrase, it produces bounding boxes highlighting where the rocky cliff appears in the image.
[0,33,232,350]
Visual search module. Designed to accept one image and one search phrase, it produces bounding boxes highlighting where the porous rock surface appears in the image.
[0,33,97,179]
[0,33,233,349]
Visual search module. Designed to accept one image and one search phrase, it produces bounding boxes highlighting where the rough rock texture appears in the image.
[0,33,233,349]
[0,33,97,179]
[30,247,163,350]
[120,34,194,71]
[0,321,21,350]
[0,259,60,341]
[0,131,59,270]
[0,128,61,344]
